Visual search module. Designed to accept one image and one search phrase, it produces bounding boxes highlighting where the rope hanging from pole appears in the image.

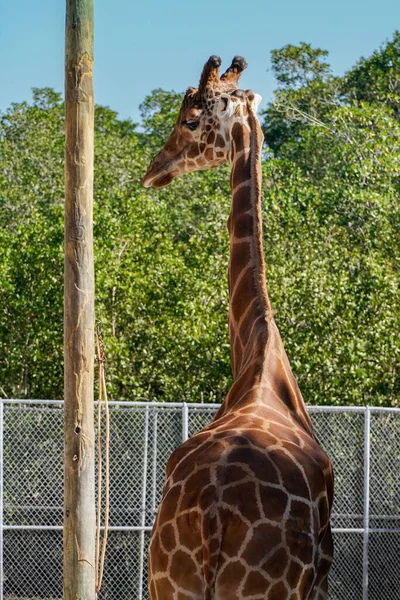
[95,321,110,595]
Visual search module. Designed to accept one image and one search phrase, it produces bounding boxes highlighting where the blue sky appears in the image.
[0,0,398,124]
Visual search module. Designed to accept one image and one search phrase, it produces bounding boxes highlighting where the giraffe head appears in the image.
[142,56,262,188]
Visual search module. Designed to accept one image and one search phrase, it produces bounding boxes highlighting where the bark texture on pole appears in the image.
[64,1,95,598]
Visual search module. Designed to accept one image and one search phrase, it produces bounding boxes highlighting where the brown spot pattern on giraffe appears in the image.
[215,133,225,148]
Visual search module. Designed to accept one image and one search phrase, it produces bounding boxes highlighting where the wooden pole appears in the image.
[64,1,95,598]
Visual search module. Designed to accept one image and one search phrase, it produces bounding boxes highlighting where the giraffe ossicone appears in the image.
[142,55,334,600]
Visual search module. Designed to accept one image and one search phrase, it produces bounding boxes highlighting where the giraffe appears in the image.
[142,56,334,600]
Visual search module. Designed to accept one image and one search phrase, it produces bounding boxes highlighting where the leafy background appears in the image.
[1,34,399,406]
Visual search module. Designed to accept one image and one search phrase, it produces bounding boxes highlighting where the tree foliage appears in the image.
[270,42,331,89]
[343,31,400,117]
[1,34,399,406]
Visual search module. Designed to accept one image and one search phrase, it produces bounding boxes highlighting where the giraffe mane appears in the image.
[246,97,272,324]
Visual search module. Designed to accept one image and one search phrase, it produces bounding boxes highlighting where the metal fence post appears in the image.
[182,403,189,442]
[363,406,371,600]
[0,399,3,600]
[151,410,158,516]
[138,407,149,600]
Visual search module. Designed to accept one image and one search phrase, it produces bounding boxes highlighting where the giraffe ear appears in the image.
[245,90,262,114]
[217,93,235,118]
[252,93,262,113]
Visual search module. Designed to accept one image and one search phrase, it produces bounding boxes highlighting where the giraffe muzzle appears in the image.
[142,170,175,188]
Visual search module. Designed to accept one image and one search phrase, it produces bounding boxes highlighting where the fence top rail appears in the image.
[0,398,400,414]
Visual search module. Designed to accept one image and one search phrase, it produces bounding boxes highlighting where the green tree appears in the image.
[0,89,233,402]
[0,89,65,398]
[259,38,400,405]
[343,31,400,117]
[139,88,183,151]
[262,42,339,155]
[270,42,331,89]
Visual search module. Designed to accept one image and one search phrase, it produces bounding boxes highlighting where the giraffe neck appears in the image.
[227,103,271,380]
[223,104,313,433]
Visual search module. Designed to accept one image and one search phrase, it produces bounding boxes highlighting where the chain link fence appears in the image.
[0,400,399,599]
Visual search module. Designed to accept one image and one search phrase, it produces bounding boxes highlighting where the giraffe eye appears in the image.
[184,120,199,131]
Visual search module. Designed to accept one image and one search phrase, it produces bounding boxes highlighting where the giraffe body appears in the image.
[143,56,334,600]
